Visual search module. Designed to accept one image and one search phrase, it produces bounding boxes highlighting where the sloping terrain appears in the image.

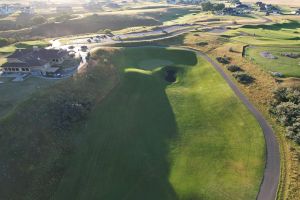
[0,52,119,200]
[52,47,265,200]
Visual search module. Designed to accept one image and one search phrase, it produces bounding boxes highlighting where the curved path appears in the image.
[183,47,280,200]
[53,14,281,199]
[98,44,281,200]
[89,42,281,200]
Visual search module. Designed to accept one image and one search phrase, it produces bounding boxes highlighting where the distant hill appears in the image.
[241,0,300,6]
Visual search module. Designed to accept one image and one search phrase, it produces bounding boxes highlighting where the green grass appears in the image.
[0,40,50,54]
[0,77,59,118]
[53,47,265,200]
[225,20,300,46]
[246,46,300,77]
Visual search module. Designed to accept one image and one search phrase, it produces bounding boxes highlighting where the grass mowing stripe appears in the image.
[53,47,265,200]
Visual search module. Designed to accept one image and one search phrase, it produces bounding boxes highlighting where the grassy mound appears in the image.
[0,54,119,200]
[52,47,265,200]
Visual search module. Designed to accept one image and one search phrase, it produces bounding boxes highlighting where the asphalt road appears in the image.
[186,48,280,200]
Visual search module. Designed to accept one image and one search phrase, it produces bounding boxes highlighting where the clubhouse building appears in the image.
[1,47,68,75]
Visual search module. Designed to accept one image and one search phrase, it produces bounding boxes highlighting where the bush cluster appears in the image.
[47,96,93,131]
[270,88,300,144]
[196,41,208,46]
[232,72,254,84]
[227,65,242,72]
[216,56,231,64]
[281,52,300,59]
[201,2,225,11]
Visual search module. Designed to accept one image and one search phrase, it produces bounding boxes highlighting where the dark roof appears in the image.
[22,56,49,66]
[5,48,68,68]
[8,48,67,60]
[2,62,29,68]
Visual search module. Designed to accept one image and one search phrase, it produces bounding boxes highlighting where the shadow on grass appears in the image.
[54,70,180,200]
[242,20,300,30]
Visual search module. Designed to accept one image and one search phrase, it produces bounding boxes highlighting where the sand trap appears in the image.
[260,51,277,59]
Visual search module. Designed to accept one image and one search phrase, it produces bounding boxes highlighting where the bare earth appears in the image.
[242,0,300,6]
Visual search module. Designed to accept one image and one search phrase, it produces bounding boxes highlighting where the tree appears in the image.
[270,87,300,145]
[216,56,231,64]
[213,3,225,11]
[104,29,112,35]
[30,15,47,25]
[227,65,242,72]
[229,0,241,4]
[201,2,214,11]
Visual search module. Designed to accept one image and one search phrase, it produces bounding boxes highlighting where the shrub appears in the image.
[213,3,225,11]
[51,98,92,131]
[0,38,9,47]
[281,52,300,59]
[196,41,208,46]
[232,72,254,84]
[227,65,242,72]
[30,15,47,25]
[104,29,113,35]
[270,87,300,144]
[216,56,231,64]
[201,2,214,11]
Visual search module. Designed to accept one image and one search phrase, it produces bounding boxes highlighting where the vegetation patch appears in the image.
[52,47,264,200]
[232,71,255,84]
[227,65,243,72]
[0,52,119,200]
[281,52,300,59]
[270,87,300,144]
[196,41,208,46]
[216,55,231,64]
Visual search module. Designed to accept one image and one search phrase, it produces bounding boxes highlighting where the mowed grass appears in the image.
[226,20,300,46]
[246,46,300,77]
[0,40,50,54]
[53,47,265,200]
[223,20,300,77]
[0,77,59,118]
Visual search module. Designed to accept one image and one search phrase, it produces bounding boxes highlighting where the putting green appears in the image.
[53,47,265,200]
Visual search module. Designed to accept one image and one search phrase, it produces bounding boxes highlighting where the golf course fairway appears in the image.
[53,47,265,200]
